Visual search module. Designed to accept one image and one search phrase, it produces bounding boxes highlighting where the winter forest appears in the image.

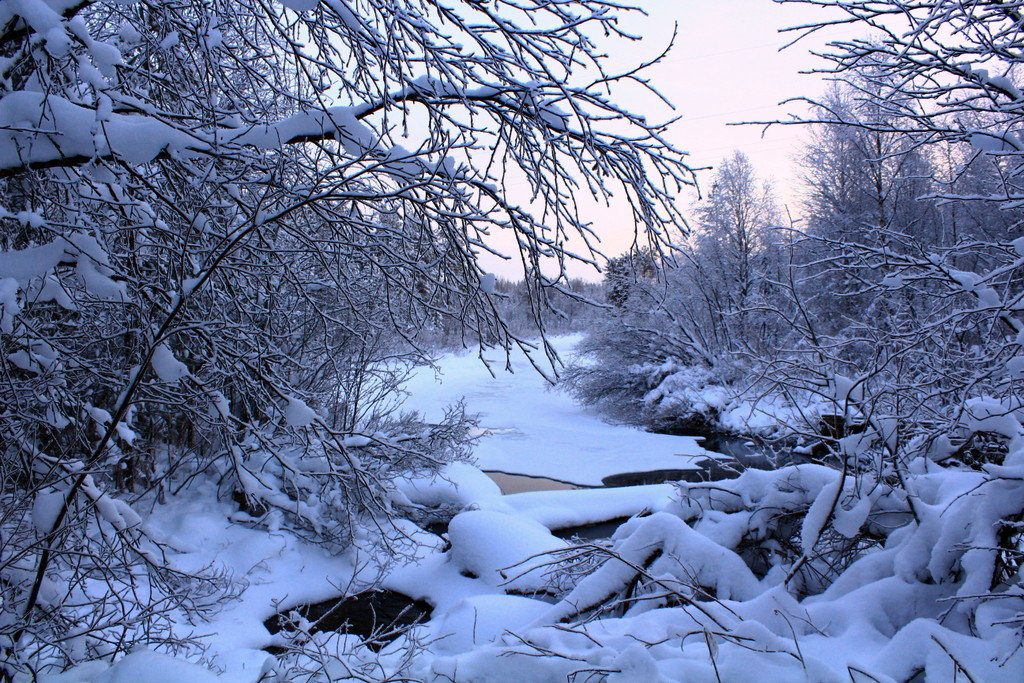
[4,0,1024,680]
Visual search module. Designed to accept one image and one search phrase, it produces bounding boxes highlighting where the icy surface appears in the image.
[401,336,710,486]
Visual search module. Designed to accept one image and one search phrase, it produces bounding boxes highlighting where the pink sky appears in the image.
[481,0,854,280]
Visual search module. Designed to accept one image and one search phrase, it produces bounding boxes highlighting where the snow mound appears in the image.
[432,594,550,653]
[398,461,502,509]
[44,650,220,683]
[448,510,567,593]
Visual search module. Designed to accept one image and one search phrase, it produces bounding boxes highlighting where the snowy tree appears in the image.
[801,83,938,247]
[777,0,1024,449]
[566,155,787,434]
[745,0,1024,657]
[603,248,659,309]
[794,81,944,330]
[0,0,694,674]
[691,151,782,349]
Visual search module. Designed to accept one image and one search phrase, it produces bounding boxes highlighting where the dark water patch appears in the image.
[699,436,777,469]
[699,434,818,470]
[553,516,631,541]
[601,456,744,487]
[600,431,820,488]
[425,521,450,536]
[264,589,431,651]
[648,412,721,441]
[602,469,698,487]
[652,423,790,470]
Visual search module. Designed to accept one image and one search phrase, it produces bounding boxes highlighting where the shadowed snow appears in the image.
[402,336,711,486]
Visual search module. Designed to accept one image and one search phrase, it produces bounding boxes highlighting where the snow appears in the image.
[41,650,221,682]
[32,488,65,534]
[401,335,711,486]
[0,277,21,333]
[6,0,68,59]
[479,272,496,295]
[143,485,366,681]
[208,390,231,418]
[0,239,69,285]
[150,343,189,383]
[34,335,1024,682]
[66,232,129,300]
[283,396,318,427]
[279,0,321,11]
[430,594,550,653]
[425,476,1024,680]
[92,650,219,683]
[485,483,675,530]
[385,546,500,614]
[398,461,502,508]
[969,130,1022,153]
[0,91,209,173]
[448,510,567,593]
[41,386,1024,683]
[235,105,377,158]
[540,512,763,625]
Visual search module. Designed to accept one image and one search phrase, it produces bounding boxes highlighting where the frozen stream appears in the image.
[401,335,712,487]
[92,336,723,681]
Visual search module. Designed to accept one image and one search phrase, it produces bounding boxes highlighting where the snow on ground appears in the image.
[144,484,368,681]
[400,461,676,531]
[60,453,1024,682]
[401,335,711,486]
[41,338,1024,681]
[46,338,727,680]
[486,484,676,530]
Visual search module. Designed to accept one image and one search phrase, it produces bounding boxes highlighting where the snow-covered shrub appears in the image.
[0,481,233,674]
[431,442,1024,680]
[565,315,755,436]
[534,463,905,623]
[641,361,733,433]
[563,318,683,426]
[268,631,422,683]
[564,257,750,435]
[223,407,475,545]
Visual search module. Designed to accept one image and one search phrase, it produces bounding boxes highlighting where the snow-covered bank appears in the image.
[397,459,674,532]
[41,336,1024,683]
[401,336,711,486]
[415,461,1024,682]
[485,484,676,530]
[44,459,684,681]
[44,451,1024,682]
